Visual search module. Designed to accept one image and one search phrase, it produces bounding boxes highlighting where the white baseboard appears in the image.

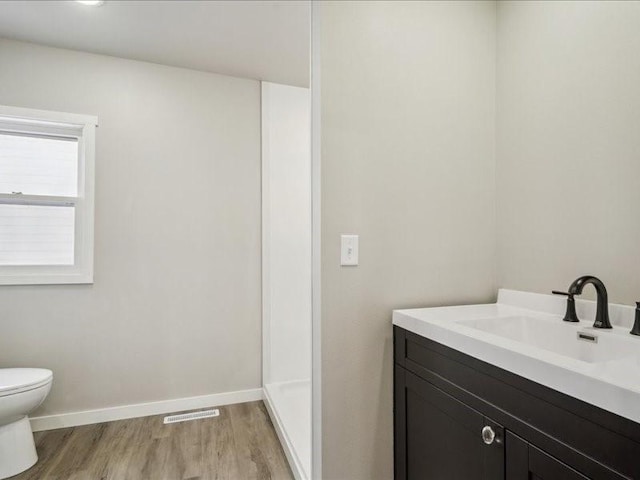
[263,387,307,480]
[30,388,263,432]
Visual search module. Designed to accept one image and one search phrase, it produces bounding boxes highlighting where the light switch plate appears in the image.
[340,234,359,266]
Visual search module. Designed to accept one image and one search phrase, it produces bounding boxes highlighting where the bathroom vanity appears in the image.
[393,290,640,480]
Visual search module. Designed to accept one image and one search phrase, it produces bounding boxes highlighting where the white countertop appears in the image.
[393,289,640,424]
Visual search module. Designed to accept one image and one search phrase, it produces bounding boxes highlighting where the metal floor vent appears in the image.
[163,409,220,424]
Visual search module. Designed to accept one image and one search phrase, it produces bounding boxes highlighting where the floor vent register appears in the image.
[163,409,220,424]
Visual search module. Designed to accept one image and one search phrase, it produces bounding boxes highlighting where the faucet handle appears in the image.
[631,303,640,336]
[552,291,580,322]
[552,290,574,297]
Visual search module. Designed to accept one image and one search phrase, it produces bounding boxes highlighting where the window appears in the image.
[0,105,97,285]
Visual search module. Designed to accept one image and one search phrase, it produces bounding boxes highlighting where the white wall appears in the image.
[319,2,497,478]
[0,38,262,416]
[497,1,640,304]
[262,82,311,386]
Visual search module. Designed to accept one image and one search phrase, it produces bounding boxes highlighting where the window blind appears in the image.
[0,132,78,197]
[0,204,75,266]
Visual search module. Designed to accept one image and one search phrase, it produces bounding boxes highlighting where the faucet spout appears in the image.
[568,275,612,329]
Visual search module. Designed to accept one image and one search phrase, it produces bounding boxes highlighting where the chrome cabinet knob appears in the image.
[481,426,496,445]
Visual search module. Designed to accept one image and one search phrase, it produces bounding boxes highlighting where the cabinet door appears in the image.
[506,432,589,480]
[395,367,505,480]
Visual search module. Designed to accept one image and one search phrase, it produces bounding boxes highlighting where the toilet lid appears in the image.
[0,368,53,397]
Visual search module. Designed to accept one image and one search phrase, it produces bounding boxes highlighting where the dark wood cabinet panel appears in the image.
[505,430,529,480]
[394,326,638,480]
[530,447,591,480]
[402,370,504,480]
[507,431,589,480]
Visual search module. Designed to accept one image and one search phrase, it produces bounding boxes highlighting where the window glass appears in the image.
[0,132,78,197]
[0,204,75,266]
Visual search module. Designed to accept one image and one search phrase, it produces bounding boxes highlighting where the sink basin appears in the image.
[457,315,637,364]
[393,289,640,424]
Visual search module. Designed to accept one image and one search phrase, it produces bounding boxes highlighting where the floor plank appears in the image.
[13,401,293,480]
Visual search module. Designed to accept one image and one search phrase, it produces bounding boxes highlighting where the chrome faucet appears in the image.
[568,276,612,329]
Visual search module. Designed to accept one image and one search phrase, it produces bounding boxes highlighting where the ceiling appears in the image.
[0,0,309,87]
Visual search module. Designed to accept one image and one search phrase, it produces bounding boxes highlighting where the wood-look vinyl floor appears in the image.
[13,401,293,480]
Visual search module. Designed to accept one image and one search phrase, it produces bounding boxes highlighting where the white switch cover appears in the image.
[340,235,359,266]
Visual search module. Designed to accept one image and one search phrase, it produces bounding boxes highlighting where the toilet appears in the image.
[0,368,53,479]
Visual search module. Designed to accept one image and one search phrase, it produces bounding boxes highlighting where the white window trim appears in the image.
[0,105,97,285]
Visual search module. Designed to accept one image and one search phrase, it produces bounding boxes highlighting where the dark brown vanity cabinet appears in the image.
[394,326,640,480]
